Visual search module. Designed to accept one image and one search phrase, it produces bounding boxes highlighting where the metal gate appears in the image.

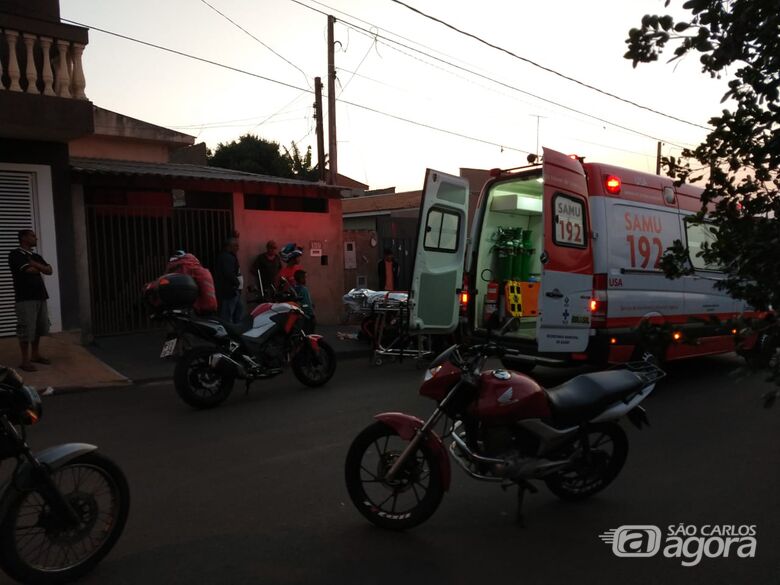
[85,206,233,335]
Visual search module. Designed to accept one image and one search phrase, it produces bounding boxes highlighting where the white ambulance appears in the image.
[409,147,752,368]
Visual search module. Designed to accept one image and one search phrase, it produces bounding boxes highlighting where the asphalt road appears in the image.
[2,353,778,585]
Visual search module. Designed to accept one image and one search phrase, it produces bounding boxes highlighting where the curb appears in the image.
[40,349,373,395]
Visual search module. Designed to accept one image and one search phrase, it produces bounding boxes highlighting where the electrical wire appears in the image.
[285,1,697,149]
[56,16,534,154]
[390,0,711,131]
[198,0,312,89]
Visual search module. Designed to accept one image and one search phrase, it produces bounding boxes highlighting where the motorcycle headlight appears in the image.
[424,365,443,382]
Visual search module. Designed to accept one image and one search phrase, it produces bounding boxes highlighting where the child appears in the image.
[293,270,316,333]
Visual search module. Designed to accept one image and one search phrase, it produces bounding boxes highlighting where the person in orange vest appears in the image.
[377,248,400,290]
[279,244,304,289]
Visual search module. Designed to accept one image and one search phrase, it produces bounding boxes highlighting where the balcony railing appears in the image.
[0,28,86,99]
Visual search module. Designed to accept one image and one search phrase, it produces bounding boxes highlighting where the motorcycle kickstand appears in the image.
[515,480,538,527]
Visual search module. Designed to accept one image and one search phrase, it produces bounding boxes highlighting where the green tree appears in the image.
[625,0,779,308]
[208,134,319,180]
[283,143,321,182]
[625,0,779,402]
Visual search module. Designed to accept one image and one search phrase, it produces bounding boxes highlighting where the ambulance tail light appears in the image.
[459,273,471,315]
[605,175,622,194]
[590,273,608,327]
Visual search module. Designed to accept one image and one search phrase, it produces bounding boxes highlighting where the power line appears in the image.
[285,0,696,149]
[198,0,312,89]
[390,0,711,131]
[341,18,691,148]
[57,16,534,154]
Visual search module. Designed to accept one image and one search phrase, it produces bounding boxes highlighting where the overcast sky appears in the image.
[61,0,729,191]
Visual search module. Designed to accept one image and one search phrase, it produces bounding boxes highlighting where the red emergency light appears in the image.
[605,175,622,194]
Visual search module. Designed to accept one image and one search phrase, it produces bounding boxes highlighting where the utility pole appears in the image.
[656,141,663,175]
[314,77,326,182]
[327,15,338,186]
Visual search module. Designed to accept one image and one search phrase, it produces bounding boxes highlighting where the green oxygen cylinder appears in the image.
[520,229,534,281]
[512,237,524,281]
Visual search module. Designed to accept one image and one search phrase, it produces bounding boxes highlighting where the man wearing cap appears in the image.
[7,230,52,372]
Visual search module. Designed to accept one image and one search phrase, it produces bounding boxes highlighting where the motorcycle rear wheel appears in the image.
[0,452,130,585]
[174,347,235,409]
[292,340,336,388]
[544,422,628,502]
[345,422,444,530]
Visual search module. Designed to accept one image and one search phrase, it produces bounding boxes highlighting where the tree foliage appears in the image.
[626,0,780,309]
[625,0,780,401]
[208,134,319,181]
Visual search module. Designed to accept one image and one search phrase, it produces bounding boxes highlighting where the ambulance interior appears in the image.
[474,173,544,339]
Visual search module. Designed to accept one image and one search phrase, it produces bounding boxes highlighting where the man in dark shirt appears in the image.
[377,248,400,290]
[251,240,282,300]
[7,230,52,372]
[214,236,243,323]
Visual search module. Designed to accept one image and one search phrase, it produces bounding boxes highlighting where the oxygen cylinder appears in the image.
[520,230,534,281]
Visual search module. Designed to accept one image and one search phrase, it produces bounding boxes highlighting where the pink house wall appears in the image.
[232,193,345,324]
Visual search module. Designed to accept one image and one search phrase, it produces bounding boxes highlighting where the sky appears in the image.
[60,0,731,191]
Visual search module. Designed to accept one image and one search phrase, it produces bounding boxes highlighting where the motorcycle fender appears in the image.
[374,413,451,491]
[0,443,98,514]
[306,334,323,352]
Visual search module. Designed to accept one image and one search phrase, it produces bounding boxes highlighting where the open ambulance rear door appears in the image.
[409,169,470,334]
[536,148,594,352]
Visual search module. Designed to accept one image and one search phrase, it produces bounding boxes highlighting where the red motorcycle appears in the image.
[344,342,663,529]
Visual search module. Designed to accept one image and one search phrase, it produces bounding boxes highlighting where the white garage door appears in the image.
[0,172,35,337]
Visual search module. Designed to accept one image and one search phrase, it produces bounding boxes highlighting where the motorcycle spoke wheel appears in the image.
[174,348,234,409]
[292,341,336,388]
[544,422,628,502]
[345,422,444,530]
[0,453,129,584]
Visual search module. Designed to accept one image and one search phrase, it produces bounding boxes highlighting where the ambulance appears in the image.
[409,147,753,368]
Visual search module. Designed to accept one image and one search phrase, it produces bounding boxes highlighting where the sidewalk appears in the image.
[0,331,130,392]
[2,325,372,393]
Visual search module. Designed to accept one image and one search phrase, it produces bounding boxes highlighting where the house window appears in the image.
[243,194,328,213]
[423,207,460,253]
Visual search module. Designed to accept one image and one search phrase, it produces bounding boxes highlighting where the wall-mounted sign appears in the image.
[310,240,323,257]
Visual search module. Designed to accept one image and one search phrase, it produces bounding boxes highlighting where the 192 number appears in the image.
[558,220,582,244]
[626,235,663,269]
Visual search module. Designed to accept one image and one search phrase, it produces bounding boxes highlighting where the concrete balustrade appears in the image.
[0,28,87,99]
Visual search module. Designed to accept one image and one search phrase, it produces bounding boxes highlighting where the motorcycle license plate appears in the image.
[160,338,178,358]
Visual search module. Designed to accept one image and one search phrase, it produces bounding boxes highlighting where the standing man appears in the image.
[8,230,52,372]
[377,247,400,291]
[251,240,282,300]
[214,236,243,323]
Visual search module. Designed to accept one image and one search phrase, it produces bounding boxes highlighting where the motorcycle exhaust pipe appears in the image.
[208,353,246,378]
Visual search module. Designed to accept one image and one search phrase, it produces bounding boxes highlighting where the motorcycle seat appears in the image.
[216,316,253,337]
[545,370,646,427]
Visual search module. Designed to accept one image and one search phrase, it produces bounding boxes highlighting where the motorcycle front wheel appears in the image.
[344,422,444,530]
[291,340,336,388]
[544,422,628,502]
[174,347,235,409]
[0,452,130,585]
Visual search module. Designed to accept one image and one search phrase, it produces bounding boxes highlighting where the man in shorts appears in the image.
[8,230,52,372]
